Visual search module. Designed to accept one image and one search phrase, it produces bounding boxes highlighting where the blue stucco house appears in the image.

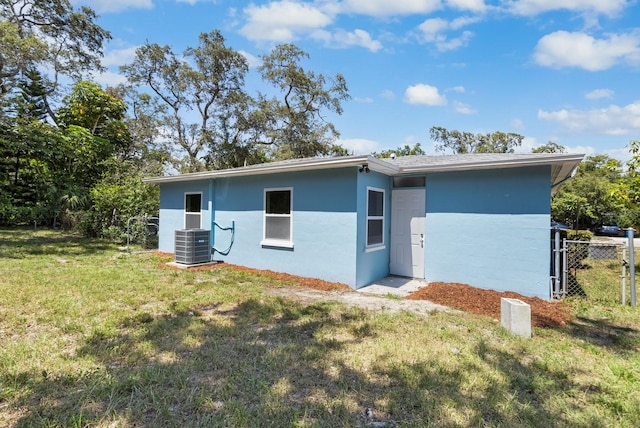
[143,153,583,299]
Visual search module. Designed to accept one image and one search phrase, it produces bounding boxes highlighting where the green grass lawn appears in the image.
[1,229,639,427]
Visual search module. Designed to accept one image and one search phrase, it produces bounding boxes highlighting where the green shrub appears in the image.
[0,204,50,227]
[76,171,159,240]
[102,225,126,243]
[567,230,593,241]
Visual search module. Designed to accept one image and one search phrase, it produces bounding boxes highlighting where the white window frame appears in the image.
[366,186,385,251]
[261,187,294,248]
[184,192,202,229]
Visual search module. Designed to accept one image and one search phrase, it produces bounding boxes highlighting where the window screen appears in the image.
[185,193,202,229]
[367,189,384,247]
[264,189,292,243]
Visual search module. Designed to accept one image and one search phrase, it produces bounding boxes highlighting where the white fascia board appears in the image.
[142,155,379,184]
[397,154,584,175]
[366,157,401,175]
[142,154,583,185]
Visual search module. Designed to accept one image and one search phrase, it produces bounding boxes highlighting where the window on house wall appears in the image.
[263,188,293,247]
[367,187,384,248]
[185,193,202,229]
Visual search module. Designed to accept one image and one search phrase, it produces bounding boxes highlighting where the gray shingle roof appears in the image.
[383,153,573,168]
[143,152,584,187]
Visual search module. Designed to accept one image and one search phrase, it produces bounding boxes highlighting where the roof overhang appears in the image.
[395,153,584,188]
[142,153,584,188]
[142,155,398,184]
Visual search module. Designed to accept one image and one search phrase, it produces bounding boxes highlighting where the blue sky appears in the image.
[76,0,640,161]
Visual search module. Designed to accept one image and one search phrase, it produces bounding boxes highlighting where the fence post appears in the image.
[628,228,636,307]
[554,228,561,297]
[562,238,568,297]
[622,246,627,306]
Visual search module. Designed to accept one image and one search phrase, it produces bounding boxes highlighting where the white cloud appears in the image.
[453,101,476,114]
[436,30,474,51]
[446,0,487,12]
[404,84,447,105]
[538,101,640,135]
[603,146,633,162]
[585,89,614,100]
[338,138,382,154]
[381,90,396,100]
[533,31,640,71]
[565,144,596,156]
[316,29,383,52]
[240,1,332,42]
[340,0,442,17]
[72,0,152,13]
[102,46,139,67]
[417,16,480,51]
[521,138,597,159]
[511,118,525,130]
[239,50,261,68]
[507,0,629,17]
[450,16,482,29]
[355,96,374,103]
[419,18,449,37]
[449,85,466,93]
[517,136,538,153]
[93,70,128,86]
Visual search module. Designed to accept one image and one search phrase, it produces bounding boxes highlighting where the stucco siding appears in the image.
[355,171,392,288]
[424,166,551,299]
[158,180,212,253]
[155,162,555,296]
[212,168,359,286]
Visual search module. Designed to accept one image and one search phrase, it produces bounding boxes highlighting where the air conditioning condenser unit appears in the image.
[174,229,211,265]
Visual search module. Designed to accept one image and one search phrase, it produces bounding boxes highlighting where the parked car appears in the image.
[592,223,623,237]
[551,221,570,230]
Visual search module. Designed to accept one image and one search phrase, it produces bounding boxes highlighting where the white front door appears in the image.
[390,188,426,278]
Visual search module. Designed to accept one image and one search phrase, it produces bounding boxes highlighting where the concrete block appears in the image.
[501,298,531,338]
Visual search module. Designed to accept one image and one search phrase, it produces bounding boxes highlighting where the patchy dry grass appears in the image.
[1,229,639,427]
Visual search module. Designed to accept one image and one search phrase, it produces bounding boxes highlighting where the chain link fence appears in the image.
[552,238,632,305]
[126,216,159,250]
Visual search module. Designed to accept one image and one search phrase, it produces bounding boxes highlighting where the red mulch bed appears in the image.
[407,282,573,328]
[154,252,351,292]
[154,253,572,327]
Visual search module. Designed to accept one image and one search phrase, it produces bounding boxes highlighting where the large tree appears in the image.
[121,31,251,173]
[255,44,350,160]
[373,143,425,158]
[0,79,132,227]
[0,0,110,121]
[429,126,523,154]
[551,155,625,228]
[0,1,111,226]
[113,87,170,176]
[122,37,350,171]
[628,140,640,204]
[55,81,130,189]
[0,69,62,225]
[618,140,640,228]
[533,142,567,153]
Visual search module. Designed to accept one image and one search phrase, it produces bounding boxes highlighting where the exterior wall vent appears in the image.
[174,229,211,265]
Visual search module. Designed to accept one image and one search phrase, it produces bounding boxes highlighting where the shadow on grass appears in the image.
[371,337,593,427]
[565,271,588,298]
[6,294,619,427]
[562,316,640,355]
[0,229,114,258]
